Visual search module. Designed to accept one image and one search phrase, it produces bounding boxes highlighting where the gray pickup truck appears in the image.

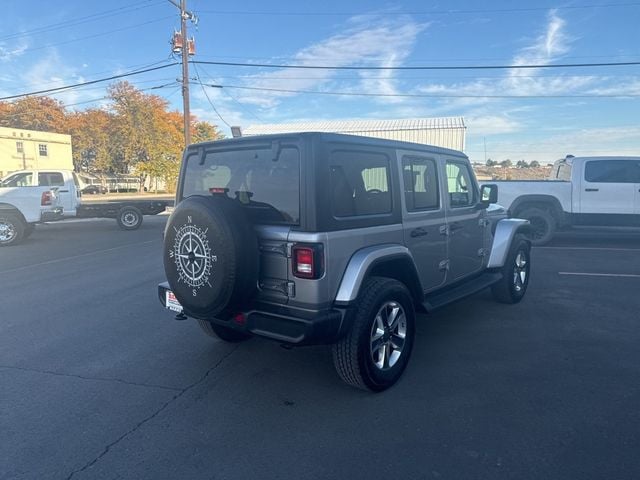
[159,132,531,391]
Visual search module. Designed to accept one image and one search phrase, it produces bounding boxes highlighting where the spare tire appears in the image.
[163,195,258,319]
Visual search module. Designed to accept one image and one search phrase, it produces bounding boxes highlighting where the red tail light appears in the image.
[292,244,324,279]
[41,191,53,206]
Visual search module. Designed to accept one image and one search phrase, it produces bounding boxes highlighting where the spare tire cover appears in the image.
[163,195,258,318]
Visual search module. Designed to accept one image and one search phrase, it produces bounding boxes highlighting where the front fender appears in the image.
[487,218,530,268]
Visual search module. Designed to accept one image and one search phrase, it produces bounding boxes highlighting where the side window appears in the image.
[585,160,639,183]
[3,172,33,187]
[16,141,23,154]
[330,150,392,217]
[402,156,439,211]
[446,161,475,208]
[556,163,572,181]
[38,172,65,187]
[361,167,389,192]
[38,144,48,156]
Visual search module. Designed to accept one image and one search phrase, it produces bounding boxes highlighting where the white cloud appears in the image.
[465,115,522,136]
[236,15,426,107]
[0,40,28,62]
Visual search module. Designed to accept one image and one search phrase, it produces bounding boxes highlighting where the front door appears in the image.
[400,154,447,292]
[444,159,484,282]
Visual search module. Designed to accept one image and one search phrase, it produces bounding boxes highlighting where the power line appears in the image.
[202,83,640,99]
[196,3,640,16]
[192,60,640,71]
[195,66,264,122]
[205,73,640,81]
[0,84,178,115]
[15,16,173,56]
[192,65,232,128]
[0,63,179,101]
[0,1,162,41]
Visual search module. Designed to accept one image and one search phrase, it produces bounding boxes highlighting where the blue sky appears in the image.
[1,0,639,164]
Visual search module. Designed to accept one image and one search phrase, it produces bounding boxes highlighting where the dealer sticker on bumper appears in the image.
[165,290,183,313]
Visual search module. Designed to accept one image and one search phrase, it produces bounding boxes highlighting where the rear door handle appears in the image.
[410,227,429,238]
[449,222,464,232]
[585,188,599,192]
[59,189,69,192]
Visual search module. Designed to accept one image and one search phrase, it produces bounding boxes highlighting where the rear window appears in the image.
[38,172,65,187]
[182,145,300,225]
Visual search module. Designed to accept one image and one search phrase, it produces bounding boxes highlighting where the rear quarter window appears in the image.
[329,150,392,217]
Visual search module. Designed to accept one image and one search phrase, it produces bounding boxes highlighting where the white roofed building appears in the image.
[241,117,466,152]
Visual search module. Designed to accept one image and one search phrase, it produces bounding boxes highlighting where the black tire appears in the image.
[163,195,258,319]
[23,223,35,239]
[491,235,531,304]
[517,207,556,246]
[0,214,25,247]
[116,206,143,230]
[197,319,251,342]
[332,277,416,392]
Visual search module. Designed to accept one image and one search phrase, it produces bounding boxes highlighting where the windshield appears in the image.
[182,145,300,225]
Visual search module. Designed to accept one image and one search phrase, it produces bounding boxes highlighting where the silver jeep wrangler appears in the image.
[159,132,531,391]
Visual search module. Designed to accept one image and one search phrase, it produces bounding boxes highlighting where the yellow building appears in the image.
[0,127,74,177]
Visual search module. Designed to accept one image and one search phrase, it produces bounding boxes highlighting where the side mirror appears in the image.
[478,184,498,208]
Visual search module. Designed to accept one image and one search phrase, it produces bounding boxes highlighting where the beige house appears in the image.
[0,127,74,177]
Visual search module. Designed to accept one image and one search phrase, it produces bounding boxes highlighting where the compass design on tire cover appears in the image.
[170,220,217,293]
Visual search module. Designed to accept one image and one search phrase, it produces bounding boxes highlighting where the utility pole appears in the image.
[169,0,196,146]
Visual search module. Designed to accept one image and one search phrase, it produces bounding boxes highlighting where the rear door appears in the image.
[579,160,636,214]
[444,158,485,282]
[400,153,447,292]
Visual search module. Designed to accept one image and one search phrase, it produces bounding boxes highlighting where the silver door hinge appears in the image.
[439,225,449,236]
[478,248,488,257]
[439,259,450,271]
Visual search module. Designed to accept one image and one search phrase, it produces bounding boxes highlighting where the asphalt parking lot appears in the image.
[1,217,639,480]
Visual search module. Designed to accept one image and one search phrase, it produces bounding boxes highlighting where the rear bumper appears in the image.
[41,207,64,222]
[158,282,352,346]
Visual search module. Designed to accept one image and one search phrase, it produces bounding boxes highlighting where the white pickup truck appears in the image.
[0,169,171,242]
[0,171,63,246]
[481,156,640,244]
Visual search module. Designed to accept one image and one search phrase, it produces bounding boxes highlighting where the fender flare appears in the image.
[487,218,531,268]
[510,194,564,217]
[334,244,423,306]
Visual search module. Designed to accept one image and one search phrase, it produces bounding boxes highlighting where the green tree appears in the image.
[529,160,541,168]
[192,120,224,143]
[500,159,513,168]
[486,158,497,167]
[516,160,529,168]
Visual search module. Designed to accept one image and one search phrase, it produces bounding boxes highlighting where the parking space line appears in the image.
[559,272,640,278]
[537,247,640,252]
[0,240,159,274]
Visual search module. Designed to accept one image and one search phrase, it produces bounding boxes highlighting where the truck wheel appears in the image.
[117,206,143,230]
[163,195,258,319]
[332,277,415,392]
[518,208,555,245]
[0,214,25,246]
[491,235,531,304]
[197,319,251,342]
